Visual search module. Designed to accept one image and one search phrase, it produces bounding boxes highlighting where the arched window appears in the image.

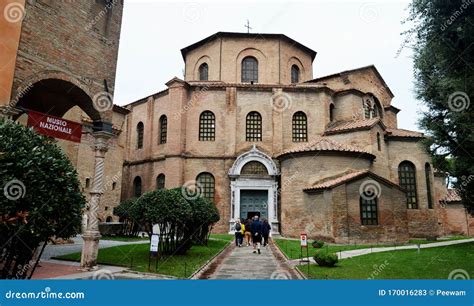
[241,56,258,83]
[246,111,262,141]
[199,63,208,81]
[329,104,335,122]
[425,163,433,209]
[136,122,144,149]
[85,178,90,189]
[159,115,167,144]
[291,65,300,83]
[292,111,307,142]
[196,172,215,202]
[241,161,268,176]
[156,174,165,190]
[377,132,381,151]
[398,161,418,209]
[199,111,215,141]
[133,176,142,198]
[106,216,113,223]
[360,195,378,225]
[364,97,380,119]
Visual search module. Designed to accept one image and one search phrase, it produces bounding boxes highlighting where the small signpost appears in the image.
[299,232,310,263]
[148,234,159,271]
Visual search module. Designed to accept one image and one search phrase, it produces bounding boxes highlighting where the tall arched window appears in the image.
[156,174,165,190]
[199,63,208,81]
[196,172,215,202]
[292,111,307,142]
[136,122,144,149]
[364,98,380,119]
[241,56,258,83]
[199,111,215,141]
[291,65,300,83]
[329,104,335,122]
[360,195,378,225]
[159,115,167,144]
[425,163,433,209]
[398,161,418,209]
[133,176,142,198]
[246,111,262,141]
[376,132,381,151]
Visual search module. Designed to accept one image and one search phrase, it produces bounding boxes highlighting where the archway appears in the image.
[228,145,280,234]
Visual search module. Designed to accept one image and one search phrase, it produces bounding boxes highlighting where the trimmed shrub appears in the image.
[113,198,141,236]
[184,196,220,245]
[312,240,325,248]
[0,119,85,279]
[313,251,338,267]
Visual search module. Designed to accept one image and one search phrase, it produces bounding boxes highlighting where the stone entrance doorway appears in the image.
[240,190,268,220]
[228,145,280,234]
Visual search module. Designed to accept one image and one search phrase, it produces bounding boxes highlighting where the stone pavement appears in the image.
[288,238,474,266]
[205,243,302,280]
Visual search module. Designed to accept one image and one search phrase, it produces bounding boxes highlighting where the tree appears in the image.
[113,198,142,237]
[135,188,193,255]
[405,0,474,211]
[185,196,220,246]
[0,119,85,279]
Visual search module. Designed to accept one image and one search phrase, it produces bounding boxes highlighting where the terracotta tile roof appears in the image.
[386,128,423,138]
[303,169,402,192]
[325,118,381,135]
[304,170,369,191]
[441,189,462,203]
[276,137,373,158]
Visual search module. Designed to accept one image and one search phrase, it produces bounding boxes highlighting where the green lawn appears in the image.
[275,236,471,260]
[101,235,149,242]
[299,242,474,279]
[209,233,234,242]
[56,239,230,278]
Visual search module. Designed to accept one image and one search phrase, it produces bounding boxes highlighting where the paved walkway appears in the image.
[288,238,474,266]
[205,243,302,280]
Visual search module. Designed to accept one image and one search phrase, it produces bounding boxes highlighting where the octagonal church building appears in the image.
[120,32,456,243]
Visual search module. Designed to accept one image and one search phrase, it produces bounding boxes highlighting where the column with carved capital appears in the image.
[80,131,112,270]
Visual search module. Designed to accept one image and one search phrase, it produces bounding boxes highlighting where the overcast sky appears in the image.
[114,0,423,131]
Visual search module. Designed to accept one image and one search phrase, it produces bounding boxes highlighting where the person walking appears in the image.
[234,219,243,247]
[262,218,271,247]
[244,218,252,246]
[250,215,263,254]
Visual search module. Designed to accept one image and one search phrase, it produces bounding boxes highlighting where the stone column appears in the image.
[80,131,112,270]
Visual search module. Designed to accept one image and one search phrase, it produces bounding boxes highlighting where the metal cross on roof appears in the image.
[245,19,252,33]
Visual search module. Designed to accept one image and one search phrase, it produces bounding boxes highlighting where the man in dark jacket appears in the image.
[250,215,263,254]
[262,218,271,246]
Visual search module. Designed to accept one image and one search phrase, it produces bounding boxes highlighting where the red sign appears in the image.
[27,110,82,143]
